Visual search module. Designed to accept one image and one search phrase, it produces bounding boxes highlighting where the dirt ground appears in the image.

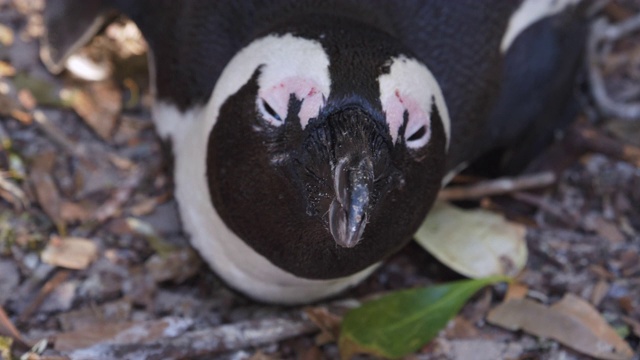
[0,1,639,359]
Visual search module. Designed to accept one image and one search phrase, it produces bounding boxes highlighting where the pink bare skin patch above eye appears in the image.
[258,77,327,127]
[383,90,431,148]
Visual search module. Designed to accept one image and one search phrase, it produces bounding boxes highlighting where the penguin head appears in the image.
[205,21,449,280]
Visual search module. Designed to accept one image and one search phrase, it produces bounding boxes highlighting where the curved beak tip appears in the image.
[327,147,375,248]
[329,202,367,248]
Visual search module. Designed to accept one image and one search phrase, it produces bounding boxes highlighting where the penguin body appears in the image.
[42,0,591,303]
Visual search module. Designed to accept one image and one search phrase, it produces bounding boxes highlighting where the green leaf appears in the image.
[339,275,509,359]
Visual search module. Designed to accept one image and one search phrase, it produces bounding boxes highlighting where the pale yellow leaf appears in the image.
[415,201,527,278]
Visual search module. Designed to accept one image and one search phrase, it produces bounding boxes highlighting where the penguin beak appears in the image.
[329,154,374,248]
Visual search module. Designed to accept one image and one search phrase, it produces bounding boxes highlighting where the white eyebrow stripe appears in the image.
[501,0,583,53]
[378,55,451,149]
[206,33,331,132]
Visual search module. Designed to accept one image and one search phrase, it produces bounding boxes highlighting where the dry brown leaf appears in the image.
[54,317,193,352]
[304,307,342,345]
[57,300,132,332]
[18,89,37,110]
[444,316,480,339]
[41,236,98,270]
[129,194,170,217]
[60,201,93,223]
[505,282,528,301]
[487,295,634,360]
[29,153,63,228]
[66,81,122,141]
[10,108,32,124]
[144,248,201,283]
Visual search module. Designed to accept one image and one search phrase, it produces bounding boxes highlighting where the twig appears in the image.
[0,171,29,210]
[32,111,88,160]
[438,172,556,201]
[568,124,640,167]
[19,270,70,323]
[512,192,581,229]
[0,306,32,348]
[64,317,318,360]
[93,168,144,223]
[588,14,640,120]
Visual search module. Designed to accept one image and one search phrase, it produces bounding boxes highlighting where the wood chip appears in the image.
[41,237,98,270]
[487,294,634,360]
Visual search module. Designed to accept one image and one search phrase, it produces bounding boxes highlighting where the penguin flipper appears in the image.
[40,1,119,74]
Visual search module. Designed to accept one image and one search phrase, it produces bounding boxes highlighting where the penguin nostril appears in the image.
[407,125,426,142]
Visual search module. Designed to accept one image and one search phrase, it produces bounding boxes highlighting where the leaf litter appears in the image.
[0,1,638,359]
[487,294,634,360]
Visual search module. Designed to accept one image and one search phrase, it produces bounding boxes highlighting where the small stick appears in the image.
[93,168,143,223]
[568,124,640,167]
[0,306,32,348]
[19,270,70,323]
[32,111,87,160]
[64,317,318,360]
[512,192,581,229]
[438,172,556,201]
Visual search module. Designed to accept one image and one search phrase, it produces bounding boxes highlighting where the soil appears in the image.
[0,1,639,359]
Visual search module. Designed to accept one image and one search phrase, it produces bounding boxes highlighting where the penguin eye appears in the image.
[258,98,284,126]
[407,125,426,142]
[405,122,430,149]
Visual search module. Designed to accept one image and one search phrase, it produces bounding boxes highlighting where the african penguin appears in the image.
[42,0,592,304]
